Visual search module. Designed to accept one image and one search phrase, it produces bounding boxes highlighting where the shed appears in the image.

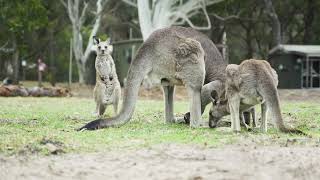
[268,44,320,89]
[112,39,143,86]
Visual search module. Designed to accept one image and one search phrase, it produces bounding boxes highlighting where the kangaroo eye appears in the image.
[105,46,108,49]
[100,76,105,81]
[109,76,113,81]
[98,46,101,50]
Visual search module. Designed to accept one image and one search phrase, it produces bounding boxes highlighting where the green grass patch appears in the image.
[0,97,319,155]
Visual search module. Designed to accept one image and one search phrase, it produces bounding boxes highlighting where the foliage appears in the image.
[1,0,320,83]
[0,0,48,35]
[208,0,320,63]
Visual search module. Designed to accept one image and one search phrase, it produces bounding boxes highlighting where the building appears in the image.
[268,44,320,89]
[113,39,143,86]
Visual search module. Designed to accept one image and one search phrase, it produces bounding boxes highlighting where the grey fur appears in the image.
[209,59,303,134]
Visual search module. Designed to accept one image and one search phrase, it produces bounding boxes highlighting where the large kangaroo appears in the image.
[78,26,227,130]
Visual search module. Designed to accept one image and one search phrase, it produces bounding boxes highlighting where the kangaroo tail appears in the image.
[265,87,305,135]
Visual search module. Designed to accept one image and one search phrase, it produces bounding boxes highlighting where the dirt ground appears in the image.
[1,144,320,180]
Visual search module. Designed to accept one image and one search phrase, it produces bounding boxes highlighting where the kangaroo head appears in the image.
[208,90,229,128]
[93,36,113,56]
[226,64,242,89]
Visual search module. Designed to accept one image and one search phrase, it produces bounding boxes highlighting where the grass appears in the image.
[0,97,319,155]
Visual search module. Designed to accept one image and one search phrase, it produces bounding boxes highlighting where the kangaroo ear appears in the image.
[210,90,220,105]
[106,37,112,45]
[108,45,113,54]
[93,36,100,45]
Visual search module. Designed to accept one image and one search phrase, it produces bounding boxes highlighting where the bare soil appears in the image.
[1,144,320,180]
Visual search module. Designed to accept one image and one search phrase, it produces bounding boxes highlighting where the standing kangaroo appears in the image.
[93,37,121,116]
[78,26,227,130]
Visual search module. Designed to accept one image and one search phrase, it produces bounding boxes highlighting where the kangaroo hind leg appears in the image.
[162,85,175,123]
[186,86,202,128]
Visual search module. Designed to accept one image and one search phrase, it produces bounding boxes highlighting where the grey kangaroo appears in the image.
[209,59,304,134]
[93,36,121,116]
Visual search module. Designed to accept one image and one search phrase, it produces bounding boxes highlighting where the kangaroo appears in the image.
[78,26,227,130]
[208,89,256,130]
[93,36,121,116]
[209,59,303,134]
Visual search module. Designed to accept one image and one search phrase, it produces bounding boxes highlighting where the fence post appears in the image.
[68,39,73,88]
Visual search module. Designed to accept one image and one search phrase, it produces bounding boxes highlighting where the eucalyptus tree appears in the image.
[122,0,225,40]
[0,0,47,83]
[60,0,109,84]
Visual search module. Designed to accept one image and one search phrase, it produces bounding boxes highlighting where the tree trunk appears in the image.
[245,28,254,59]
[303,0,315,44]
[137,0,154,40]
[135,0,218,41]
[49,29,56,86]
[69,39,73,87]
[263,0,281,46]
[12,36,19,84]
[77,60,86,84]
[61,0,105,84]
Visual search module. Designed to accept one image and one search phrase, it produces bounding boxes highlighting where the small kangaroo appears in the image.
[93,36,121,116]
[209,59,303,134]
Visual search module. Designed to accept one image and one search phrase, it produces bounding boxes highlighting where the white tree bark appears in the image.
[61,0,108,83]
[123,0,224,40]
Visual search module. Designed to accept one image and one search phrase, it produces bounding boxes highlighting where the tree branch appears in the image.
[205,0,225,6]
[59,0,75,23]
[172,1,212,30]
[79,1,89,26]
[263,0,281,46]
[210,13,240,21]
[60,0,67,8]
[83,0,108,60]
[122,0,137,8]
[0,41,15,53]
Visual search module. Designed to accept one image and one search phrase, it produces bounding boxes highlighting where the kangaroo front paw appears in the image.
[77,119,104,131]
